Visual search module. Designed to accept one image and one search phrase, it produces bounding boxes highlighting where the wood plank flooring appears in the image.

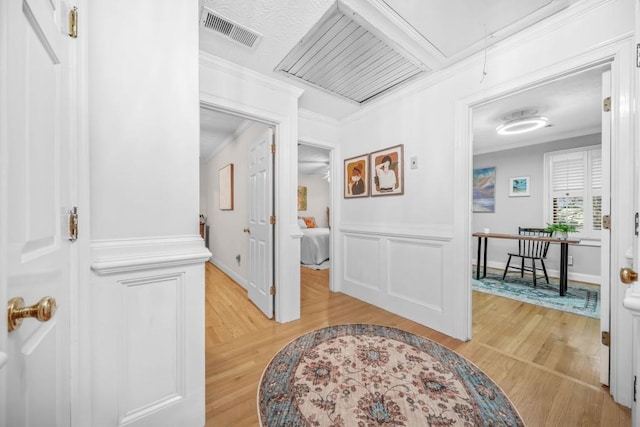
[205,262,630,426]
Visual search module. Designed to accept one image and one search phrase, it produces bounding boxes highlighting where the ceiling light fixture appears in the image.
[496,109,549,135]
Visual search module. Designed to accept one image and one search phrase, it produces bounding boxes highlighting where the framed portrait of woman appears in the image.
[370,145,404,196]
[344,154,369,198]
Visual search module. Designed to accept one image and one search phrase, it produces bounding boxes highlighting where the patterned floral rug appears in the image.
[472,272,600,319]
[258,324,524,426]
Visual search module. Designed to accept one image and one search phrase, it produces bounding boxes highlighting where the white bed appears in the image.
[300,227,330,265]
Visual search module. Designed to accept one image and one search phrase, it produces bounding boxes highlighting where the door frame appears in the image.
[199,96,296,323]
[298,138,340,293]
[455,38,635,405]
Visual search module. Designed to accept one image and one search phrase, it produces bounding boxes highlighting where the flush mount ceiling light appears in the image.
[496,109,550,135]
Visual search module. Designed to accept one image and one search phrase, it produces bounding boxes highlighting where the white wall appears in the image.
[473,134,602,282]
[202,122,270,286]
[298,174,330,228]
[336,0,634,405]
[86,1,209,425]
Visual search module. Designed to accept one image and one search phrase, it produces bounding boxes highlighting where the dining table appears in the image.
[473,232,581,296]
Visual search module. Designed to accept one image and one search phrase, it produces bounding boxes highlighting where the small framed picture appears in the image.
[509,176,530,197]
[344,154,369,198]
[219,163,234,210]
[370,144,404,196]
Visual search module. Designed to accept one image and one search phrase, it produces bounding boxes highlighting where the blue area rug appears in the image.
[259,324,524,426]
[472,272,600,318]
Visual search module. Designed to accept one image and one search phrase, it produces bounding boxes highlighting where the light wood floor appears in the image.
[205,262,630,426]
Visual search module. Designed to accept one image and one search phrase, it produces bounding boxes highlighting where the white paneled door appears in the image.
[247,128,274,318]
[1,0,76,425]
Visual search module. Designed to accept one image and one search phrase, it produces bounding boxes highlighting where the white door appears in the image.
[0,0,75,425]
[247,128,274,318]
[600,69,611,385]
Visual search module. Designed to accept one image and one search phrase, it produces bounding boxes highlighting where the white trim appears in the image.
[342,0,623,125]
[299,109,340,127]
[298,136,340,293]
[458,36,635,406]
[208,259,248,290]
[203,119,252,163]
[199,51,304,98]
[474,259,601,285]
[91,236,212,275]
[200,54,302,324]
[340,223,454,241]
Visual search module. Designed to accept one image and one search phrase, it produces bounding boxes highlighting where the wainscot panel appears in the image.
[89,236,209,426]
[386,238,444,311]
[340,225,453,333]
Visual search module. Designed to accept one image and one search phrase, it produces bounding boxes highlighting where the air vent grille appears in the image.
[200,8,261,49]
[276,8,427,104]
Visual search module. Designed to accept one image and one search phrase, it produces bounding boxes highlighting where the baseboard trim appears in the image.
[473,259,600,285]
[209,258,248,290]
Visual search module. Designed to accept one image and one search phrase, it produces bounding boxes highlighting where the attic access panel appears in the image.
[275,6,426,104]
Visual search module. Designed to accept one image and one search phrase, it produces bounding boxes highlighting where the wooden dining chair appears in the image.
[502,227,552,287]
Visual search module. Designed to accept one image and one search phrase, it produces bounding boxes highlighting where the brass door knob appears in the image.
[7,296,57,332]
[620,267,638,285]
[243,227,250,233]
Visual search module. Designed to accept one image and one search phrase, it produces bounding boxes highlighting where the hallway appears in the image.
[204,262,630,426]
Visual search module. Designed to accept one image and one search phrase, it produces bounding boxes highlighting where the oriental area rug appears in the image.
[472,272,600,319]
[258,324,524,427]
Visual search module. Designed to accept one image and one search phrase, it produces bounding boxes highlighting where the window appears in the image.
[544,145,602,240]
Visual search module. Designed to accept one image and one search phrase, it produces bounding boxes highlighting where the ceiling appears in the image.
[199,0,599,158]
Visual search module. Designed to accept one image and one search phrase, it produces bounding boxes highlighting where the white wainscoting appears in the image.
[340,224,453,333]
[90,236,210,427]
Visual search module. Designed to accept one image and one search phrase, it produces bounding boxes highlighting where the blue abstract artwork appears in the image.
[473,167,496,212]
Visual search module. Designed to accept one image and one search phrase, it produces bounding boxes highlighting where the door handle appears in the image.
[7,296,57,332]
[243,227,250,234]
[620,267,638,284]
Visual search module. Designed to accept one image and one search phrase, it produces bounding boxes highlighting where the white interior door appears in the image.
[1,0,75,425]
[247,128,274,318]
[600,69,611,385]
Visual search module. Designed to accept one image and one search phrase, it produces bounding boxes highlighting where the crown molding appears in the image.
[199,51,304,98]
[342,0,622,125]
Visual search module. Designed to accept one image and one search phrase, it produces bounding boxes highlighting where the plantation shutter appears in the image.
[591,149,602,231]
[550,151,585,229]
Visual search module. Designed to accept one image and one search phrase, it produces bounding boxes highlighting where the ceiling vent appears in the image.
[200,7,261,49]
[275,6,427,104]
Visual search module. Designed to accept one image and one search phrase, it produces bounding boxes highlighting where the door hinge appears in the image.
[270,215,276,225]
[635,212,639,236]
[270,143,276,154]
[603,97,611,112]
[68,207,78,241]
[601,331,610,347]
[634,376,637,402]
[636,43,640,67]
[269,285,275,296]
[602,214,611,230]
[68,6,78,38]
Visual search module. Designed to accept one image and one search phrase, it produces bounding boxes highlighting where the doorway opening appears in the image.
[470,64,611,390]
[199,104,275,317]
[298,142,333,290]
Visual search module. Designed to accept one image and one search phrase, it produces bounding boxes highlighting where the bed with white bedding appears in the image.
[300,227,330,265]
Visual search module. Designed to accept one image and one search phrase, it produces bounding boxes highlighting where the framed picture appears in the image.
[473,166,495,212]
[344,154,369,198]
[509,176,530,197]
[297,186,308,210]
[219,163,234,210]
[370,144,404,196]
